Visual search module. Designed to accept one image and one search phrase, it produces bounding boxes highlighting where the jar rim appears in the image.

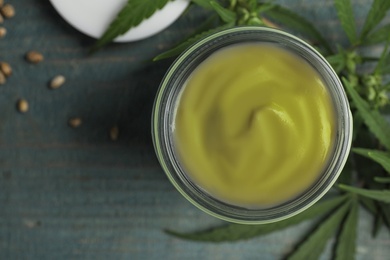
[152,26,353,224]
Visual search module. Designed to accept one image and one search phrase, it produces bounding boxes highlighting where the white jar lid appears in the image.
[50,0,190,42]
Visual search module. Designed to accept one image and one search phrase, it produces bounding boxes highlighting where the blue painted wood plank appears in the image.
[0,0,389,259]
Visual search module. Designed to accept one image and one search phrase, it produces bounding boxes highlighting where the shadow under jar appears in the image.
[152,27,352,224]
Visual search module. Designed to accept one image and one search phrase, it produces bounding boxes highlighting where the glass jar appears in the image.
[152,27,352,224]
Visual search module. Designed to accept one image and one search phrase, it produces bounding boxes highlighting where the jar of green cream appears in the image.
[152,27,352,224]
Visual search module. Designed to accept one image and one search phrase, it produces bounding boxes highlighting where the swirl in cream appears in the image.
[174,43,335,207]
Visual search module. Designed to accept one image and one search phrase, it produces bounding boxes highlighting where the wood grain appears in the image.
[0,0,389,259]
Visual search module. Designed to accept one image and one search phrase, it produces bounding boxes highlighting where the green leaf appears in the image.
[265,5,332,53]
[375,35,390,74]
[335,198,358,260]
[367,201,390,236]
[247,0,258,11]
[353,148,390,173]
[363,24,390,46]
[190,13,220,33]
[210,1,236,23]
[191,0,214,9]
[381,50,390,75]
[352,111,364,141]
[153,23,233,61]
[375,177,390,183]
[333,0,357,44]
[338,158,353,185]
[91,0,170,52]
[339,184,390,203]
[359,197,383,237]
[359,196,377,213]
[287,201,350,260]
[360,0,390,40]
[326,53,345,73]
[165,195,348,242]
[361,56,380,62]
[256,3,275,14]
[373,213,384,237]
[343,78,390,150]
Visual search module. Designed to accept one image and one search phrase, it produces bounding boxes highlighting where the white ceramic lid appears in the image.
[50,0,190,42]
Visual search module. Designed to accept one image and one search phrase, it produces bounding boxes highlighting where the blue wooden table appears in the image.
[0,0,389,259]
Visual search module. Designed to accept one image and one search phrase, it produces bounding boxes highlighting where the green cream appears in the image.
[174,43,336,207]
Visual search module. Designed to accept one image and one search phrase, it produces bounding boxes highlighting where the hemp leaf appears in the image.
[359,197,384,236]
[265,5,332,53]
[353,148,390,173]
[287,201,350,260]
[191,0,215,9]
[380,50,390,75]
[375,35,390,74]
[364,24,390,46]
[165,195,348,242]
[91,0,170,52]
[344,78,390,150]
[327,53,346,73]
[360,0,390,40]
[152,1,390,259]
[210,1,236,23]
[375,177,390,183]
[335,198,358,260]
[334,0,357,44]
[339,184,390,203]
[153,22,234,61]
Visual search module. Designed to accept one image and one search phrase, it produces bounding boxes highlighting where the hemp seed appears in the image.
[50,75,65,89]
[68,117,82,128]
[109,126,119,141]
[17,99,29,113]
[25,51,44,64]
[0,71,5,85]
[1,4,15,19]
[0,26,6,38]
[0,61,12,77]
